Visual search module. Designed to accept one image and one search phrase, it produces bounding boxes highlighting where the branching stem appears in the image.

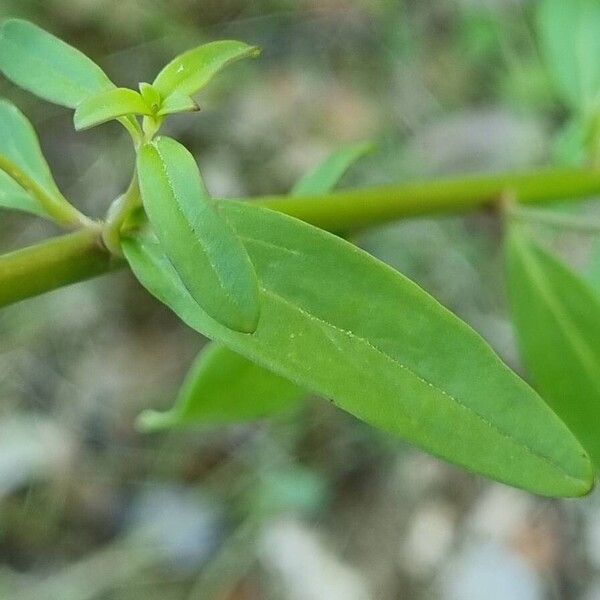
[2,166,600,305]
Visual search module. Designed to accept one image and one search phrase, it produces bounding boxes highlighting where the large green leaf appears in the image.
[152,40,260,100]
[506,227,600,468]
[0,99,63,216]
[149,143,375,430]
[0,19,114,109]
[123,202,594,497]
[74,88,152,131]
[137,136,260,333]
[139,343,303,430]
[537,0,600,113]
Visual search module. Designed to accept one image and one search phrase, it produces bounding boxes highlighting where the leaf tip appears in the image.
[135,409,177,432]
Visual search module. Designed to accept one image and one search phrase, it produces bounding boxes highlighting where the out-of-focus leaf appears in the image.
[506,227,600,467]
[0,99,63,215]
[152,143,375,430]
[589,242,600,292]
[537,0,600,113]
[74,88,152,131]
[553,117,588,166]
[137,136,260,333]
[123,202,594,497]
[291,142,374,196]
[152,40,260,100]
[0,19,114,108]
[139,343,303,430]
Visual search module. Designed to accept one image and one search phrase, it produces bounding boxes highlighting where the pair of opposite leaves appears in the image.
[0,20,595,498]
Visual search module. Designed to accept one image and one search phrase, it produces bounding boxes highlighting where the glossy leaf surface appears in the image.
[137,136,260,333]
[506,227,600,467]
[139,343,303,430]
[537,0,600,112]
[74,88,152,131]
[152,40,260,99]
[0,19,114,108]
[0,99,62,214]
[123,202,593,497]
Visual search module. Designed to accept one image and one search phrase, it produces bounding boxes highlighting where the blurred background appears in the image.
[0,0,599,598]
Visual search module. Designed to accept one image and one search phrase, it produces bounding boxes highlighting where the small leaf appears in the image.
[157,91,199,117]
[0,99,62,213]
[0,171,45,216]
[0,19,114,108]
[152,40,260,100]
[291,142,374,196]
[537,0,600,113]
[138,343,303,430]
[123,202,594,497]
[506,227,600,467]
[74,88,152,131]
[139,82,162,113]
[137,136,260,333]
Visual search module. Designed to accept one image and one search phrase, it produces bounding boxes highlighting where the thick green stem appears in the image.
[1,167,600,306]
[0,229,123,308]
[254,167,600,230]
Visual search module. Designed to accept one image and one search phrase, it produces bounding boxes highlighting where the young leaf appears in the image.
[506,227,600,467]
[0,99,62,212]
[0,19,114,109]
[157,143,375,429]
[152,40,260,100]
[74,88,152,131]
[157,91,199,117]
[139,83,162,113]
[138,343,303,430]
[537,0,600,113]
[123,202,594,497]
[291,142,374,196]
[137,136,260,333]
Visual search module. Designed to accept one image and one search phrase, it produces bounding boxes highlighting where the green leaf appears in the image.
[152,40,260,100]
[74,88,152,131]
[138,343,303,430]
[589,242,600,292]
[139,83,162,113]
[157,91,199,117]
[123,202,594,497]
[0,171,45,216]
[291,142,374,196]
[537,0,600,113]
[0,99,62,214]
[137,136,260,333]
[506,227,600,468]
[151,142,375,429]
[0,19,114,109]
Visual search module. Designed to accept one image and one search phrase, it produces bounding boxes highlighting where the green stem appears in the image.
[2,166,600,305]
[0,155,93,228]
[0,229,123,308]
[254,167,600,230]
